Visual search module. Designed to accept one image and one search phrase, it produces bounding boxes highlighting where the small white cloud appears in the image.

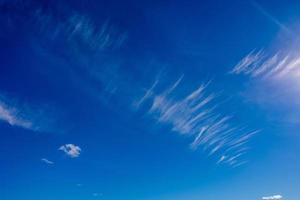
[262,195,283,200]
[41,158,54,165]
[59,144,81,158]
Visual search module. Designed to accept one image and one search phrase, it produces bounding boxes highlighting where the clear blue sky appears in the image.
[1,0,300,200]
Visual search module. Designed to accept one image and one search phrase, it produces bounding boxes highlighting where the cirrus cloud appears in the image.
[135,76,258,167]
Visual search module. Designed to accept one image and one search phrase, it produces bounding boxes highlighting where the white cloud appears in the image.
[59,144,81,158]
[231,48,300,80]
[0,101,33,129]
[230,43,300,126]
[135,77,257,166]
[0,94,61,132]
[133,79,159,109]
[27,2,127,53]
[262,195,283,200]
[230,49,265,76]
[41,158,54,165]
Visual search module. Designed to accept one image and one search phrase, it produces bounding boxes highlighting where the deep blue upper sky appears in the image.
[1,0,300,200]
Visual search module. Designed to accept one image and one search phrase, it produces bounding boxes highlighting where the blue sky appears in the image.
[1,0,300,199]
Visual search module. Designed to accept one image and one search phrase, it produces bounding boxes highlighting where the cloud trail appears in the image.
[135,77,258,166]
[230,49,300,80]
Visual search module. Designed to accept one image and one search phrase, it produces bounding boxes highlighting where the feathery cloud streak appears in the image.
[135,77,258,166]
[33,9,127,53]
[0,0,127,53]
[230,38,300,125]
[0,0,128,118]
[230,49,300,80]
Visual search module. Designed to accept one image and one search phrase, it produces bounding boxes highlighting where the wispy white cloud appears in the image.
[230,44,300,126]
[1,0,128,102]
[133,79,159,109]
[34,4,128,101]
[135,77,257,166]
[59,144,81,158]
[0,101,33,129]
[230,49,265,76]
[0,0,127,53]
[262,195,283,200]
[33,9,127,53]
[41,158,54,165]
[231,49,300,80]
[0,93,62,132]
